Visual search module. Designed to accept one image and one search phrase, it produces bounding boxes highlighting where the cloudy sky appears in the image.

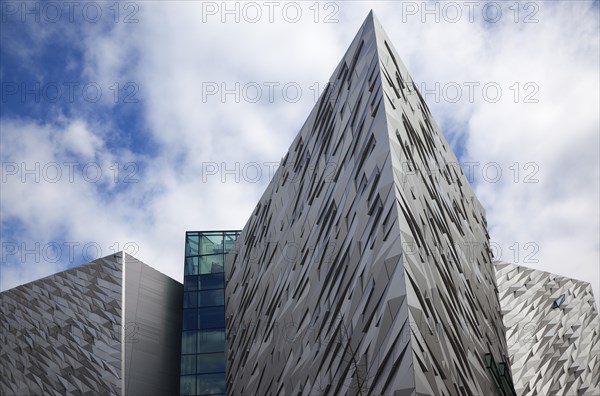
[1,1,598,306]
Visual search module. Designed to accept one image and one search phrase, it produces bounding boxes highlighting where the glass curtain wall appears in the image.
[180,231,240,396]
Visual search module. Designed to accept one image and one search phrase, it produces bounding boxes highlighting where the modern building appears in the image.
[181,231,240,396]
[3,10,599,396]
[225,11,515,396]
[0,252,183,396]
[495,261,600,395]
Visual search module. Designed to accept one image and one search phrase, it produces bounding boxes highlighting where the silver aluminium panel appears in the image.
[496,261,600,395]
[226,11,513,396]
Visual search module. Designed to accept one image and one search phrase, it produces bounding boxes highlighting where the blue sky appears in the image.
[1,1,599,306]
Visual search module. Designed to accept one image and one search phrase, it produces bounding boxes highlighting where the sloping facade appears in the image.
[225,12,513,395]
[0,253,183,396]
[495,261,600,395]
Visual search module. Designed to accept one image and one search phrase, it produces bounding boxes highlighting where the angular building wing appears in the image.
[495,261,600,395]
[225,12,513,395]
[0,253,183,396]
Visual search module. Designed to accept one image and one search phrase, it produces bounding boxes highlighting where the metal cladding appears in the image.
[225,11,513,396]
[495,261,600,395]
[122,254,184,395]
[0,253,183,396]
[1,255,122,395]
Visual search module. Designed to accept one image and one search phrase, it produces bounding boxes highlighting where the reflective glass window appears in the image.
[199,274,224,290]
[184,292,198,308]
[184,275,199,291]
[180,375,196,395]
[198,306,225,329]
[200,254,224,275]
[223,233,239,253]
[181,355,196,375]
[186,234,200,256]
[197,330,225,353]
[199,290,224,307]
[200,234,224,255]
[181,331,197,355]
[196,373,226,395]
[197,353,225,374]
[183,309,198,331]
[185,256,199,276]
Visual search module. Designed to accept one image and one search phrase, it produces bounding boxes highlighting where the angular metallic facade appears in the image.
[0,253,183,396]
[123,254,184,395]
[225,12,513,395]
[495,261,600,395]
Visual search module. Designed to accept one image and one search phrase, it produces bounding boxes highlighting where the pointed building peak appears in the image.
[227,5,515,395]
[366,9,380,23]
[359,9,386,37]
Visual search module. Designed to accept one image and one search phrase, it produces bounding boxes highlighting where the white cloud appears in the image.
[62,120,103,159]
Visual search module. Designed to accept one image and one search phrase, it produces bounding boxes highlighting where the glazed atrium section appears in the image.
[181,231,240,396]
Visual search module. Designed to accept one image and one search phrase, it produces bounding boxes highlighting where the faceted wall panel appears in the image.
[1,253,183,396]
[0,256,123,395]
[225,11,512,396]
[495,261,600,395]
[376,14,514,396]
